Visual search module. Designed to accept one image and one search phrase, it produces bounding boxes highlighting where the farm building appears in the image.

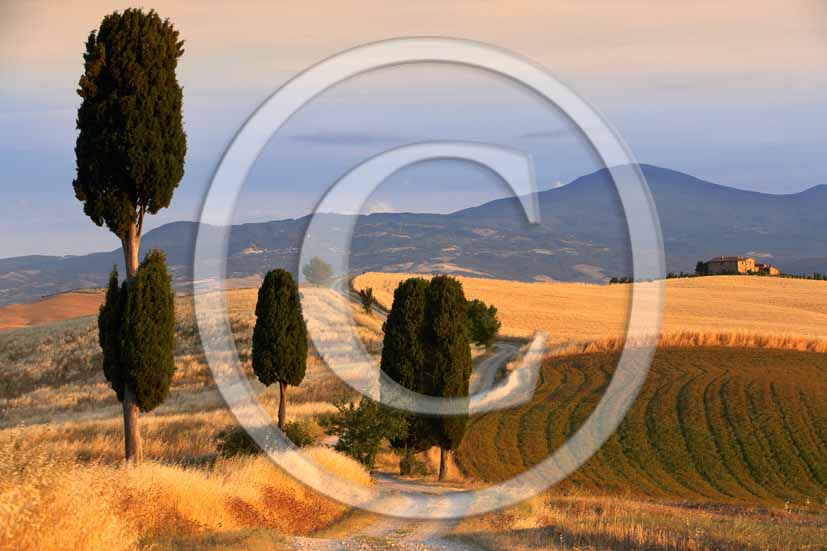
[704,256,779,276]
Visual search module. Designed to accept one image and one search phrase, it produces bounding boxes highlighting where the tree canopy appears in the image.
[466,298,501,348]
[73,8,186,242]
[302,257,334,286]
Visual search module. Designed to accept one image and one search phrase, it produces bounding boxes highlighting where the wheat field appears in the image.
[354,273,827,348]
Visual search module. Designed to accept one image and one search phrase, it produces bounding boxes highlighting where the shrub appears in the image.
[283,420,316,448]
[215,426,259,457]
[215,420,317,457]
[320,398,406,469]
[466,298,501,348]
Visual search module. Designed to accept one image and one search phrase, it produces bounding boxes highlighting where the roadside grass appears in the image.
[456,347,827,507]
[0,434,370,551]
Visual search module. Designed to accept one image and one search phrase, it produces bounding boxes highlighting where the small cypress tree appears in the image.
[120,251,176,413]
[423,275,473,481]
[99,267,125,400]
[358,287,375,314]
[252,269,308,430]
[98,252,175,461]
[380,277,430,474]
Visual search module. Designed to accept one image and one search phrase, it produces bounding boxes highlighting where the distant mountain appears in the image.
[1,165,825,306]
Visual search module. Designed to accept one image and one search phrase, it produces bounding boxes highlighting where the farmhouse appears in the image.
[704,256,779,276]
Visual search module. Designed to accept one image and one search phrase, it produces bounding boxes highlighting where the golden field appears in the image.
[0,288,105,331]
[3,278,827,550]
[354,272,827,348]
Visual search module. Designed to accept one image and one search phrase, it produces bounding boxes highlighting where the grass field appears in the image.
[3,278,827,549]
[354,273,827,347]
[457,347,827,508]
[0,286,381,551]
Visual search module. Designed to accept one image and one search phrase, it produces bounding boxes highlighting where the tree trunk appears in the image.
[438,447,448,481]
[278,381,287,430]
[122,382,143,463]
[123,223,140,278]
[121,223,142,462]
[399,446,413,476]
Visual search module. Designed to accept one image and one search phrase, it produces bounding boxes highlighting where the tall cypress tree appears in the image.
[423,275,473,481]
[74,8,186,461]
[98,251,176,460]
[252,269,308,430]
[379,277,430,474]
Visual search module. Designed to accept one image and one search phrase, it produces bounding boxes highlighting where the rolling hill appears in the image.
[2,164,825,305]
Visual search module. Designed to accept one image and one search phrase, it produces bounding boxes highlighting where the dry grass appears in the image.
[0,428,370,551]
[0,286,382,427]
[453,493,827,551]
[355,272,827,347]
[0,285,382,550]
[0,288,105,331]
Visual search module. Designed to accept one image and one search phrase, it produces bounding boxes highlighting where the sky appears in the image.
[1,1,826,258]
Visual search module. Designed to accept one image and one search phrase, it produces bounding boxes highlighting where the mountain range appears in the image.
[1,164,825,306]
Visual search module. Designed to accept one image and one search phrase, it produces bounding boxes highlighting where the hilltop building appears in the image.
[703,256,779,276]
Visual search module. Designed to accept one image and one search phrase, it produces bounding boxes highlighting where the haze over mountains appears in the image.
[2,165,825,306]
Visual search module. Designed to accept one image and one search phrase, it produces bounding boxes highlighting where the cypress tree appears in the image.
[380,277,430,474]
[423,275,473,481]
[74,8,186,461]
[120,251,176,413]
[252,269,308,430]
[99,267,125,401]
[97,252,176,461]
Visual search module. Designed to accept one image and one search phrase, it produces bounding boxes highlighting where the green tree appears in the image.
[358,287,375,314]
[302,256,334,286]
[379,277,431,474]
[466,299,501,348]
[98,251,176,461]
[423,275,473,481]
[74,8,186,462]
[252,269,308,430]
[695,261,708,276]
[320,398,407,469]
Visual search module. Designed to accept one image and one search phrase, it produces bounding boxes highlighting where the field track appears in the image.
[456,346,827,505]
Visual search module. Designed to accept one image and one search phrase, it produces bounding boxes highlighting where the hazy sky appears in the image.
[1,1,826,257]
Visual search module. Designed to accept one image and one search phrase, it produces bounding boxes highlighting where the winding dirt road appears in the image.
[285,282,526,550]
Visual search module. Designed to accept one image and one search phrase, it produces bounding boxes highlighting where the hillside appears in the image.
[2,165,826,305]
[457,347,827,506]
[0,289,104,331]
[355,273,827,347]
